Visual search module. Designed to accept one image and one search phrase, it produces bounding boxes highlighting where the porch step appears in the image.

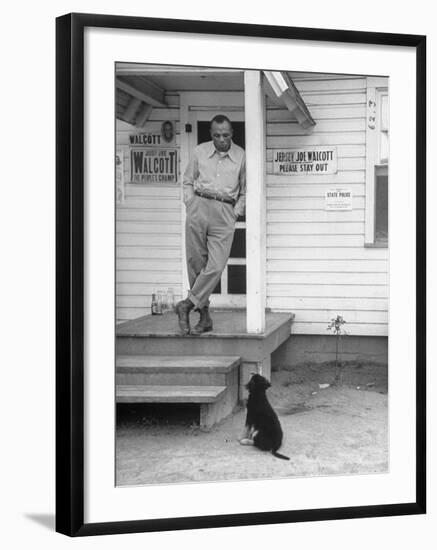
[116,312,294,397]
[116,355,241,372]
[116,354,241,386]
[116,354,241,428]
[116,385,226,403]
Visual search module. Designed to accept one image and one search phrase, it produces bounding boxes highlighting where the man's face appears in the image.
[210,121,233,152]
[162,122,173,142]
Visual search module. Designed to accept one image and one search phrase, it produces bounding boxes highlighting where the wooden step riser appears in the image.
[116,321,291,358]
[116,371,228,387]
[116,336,266,361]
[116,356,270,400]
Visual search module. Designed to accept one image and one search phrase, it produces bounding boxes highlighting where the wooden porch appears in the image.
[116,309,293,427]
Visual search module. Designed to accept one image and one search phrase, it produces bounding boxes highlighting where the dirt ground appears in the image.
[116,361,388,486]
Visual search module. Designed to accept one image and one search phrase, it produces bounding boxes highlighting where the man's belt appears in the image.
[195,190,236,206]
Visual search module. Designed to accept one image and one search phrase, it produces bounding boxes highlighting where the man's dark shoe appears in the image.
[190,306,213,335]
[175,299,194,335]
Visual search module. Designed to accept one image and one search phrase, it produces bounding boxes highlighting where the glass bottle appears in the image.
[151,292,159,315]
[165,287,174,313]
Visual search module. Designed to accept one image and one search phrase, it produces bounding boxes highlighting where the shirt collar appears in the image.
[207,140,238,163]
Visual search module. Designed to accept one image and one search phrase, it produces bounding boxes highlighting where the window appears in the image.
[375,166,388,241]
[365,78,389,246]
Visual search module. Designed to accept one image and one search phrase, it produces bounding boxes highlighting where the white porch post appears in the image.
[244,71,266,333]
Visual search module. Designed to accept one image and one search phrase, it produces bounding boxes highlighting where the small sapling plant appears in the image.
[327,315,348,385]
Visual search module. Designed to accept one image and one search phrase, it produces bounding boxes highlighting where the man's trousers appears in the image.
[185,194,237,309]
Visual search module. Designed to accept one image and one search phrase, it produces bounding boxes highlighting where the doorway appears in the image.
[188,110,246,308]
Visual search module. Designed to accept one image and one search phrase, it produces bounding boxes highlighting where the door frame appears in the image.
[179,92,246,308]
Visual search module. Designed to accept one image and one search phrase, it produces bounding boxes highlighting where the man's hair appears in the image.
[210,114,232,128]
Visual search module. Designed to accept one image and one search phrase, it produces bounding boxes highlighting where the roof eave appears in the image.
[263,71,316,129]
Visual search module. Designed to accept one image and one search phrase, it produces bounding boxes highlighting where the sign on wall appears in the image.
[116,149,124,203]
[130,148,178,184]
[273,147,337,175]
[129,122,176,146]
[325,188,353,210]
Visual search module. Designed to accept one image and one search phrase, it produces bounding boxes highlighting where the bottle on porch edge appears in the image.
[166,287,174,313]
[151,292,159,315]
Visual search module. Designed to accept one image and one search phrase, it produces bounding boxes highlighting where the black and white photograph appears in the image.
[114,63,390,486]
[2,0,433,546]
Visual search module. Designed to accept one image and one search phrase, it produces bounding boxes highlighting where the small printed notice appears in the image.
[273,147,337,175]
[130,148,178,184]
[325,188,352,210]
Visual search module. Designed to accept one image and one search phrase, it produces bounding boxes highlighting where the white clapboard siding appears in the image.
[117,222,180,234]
[266,76,388,337]
[267,133,365,147]
[300,93,366,106]
[117,271,181,284]
[267,172,365,186]
[270,296,387,311]
[289,72,364,81]
[267,259,387,273]
[267,119,366,134]
[267,198,365,211]
[267,246,388,260]
[266,92,365,108]
[117,234,181,246]
[117,209,180,222]
[268,272,387,286]
[148,109,180,121]
[268,196,364,211]
[116,246,180,259]
[267,106,366,122]
[124,185,181,197]
[289,78,366,92]
[268,234,365,247]
[289,309,388,324]
[267,199,365,210]
[267,222,363,236]
[117,295,178,308]
[116,103,183,322]
[117,282,183,295]
[267,284,387,298]
[267,182,365,197]
[120,198,181,210]
[291,322,388,336]
[268,210,364,223]
[117,308,155,321]
[117,259,181,271]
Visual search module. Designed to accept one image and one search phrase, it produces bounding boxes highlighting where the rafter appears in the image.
[116,77,167,108]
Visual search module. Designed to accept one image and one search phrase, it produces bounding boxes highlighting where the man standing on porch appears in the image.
[175,114,246,335]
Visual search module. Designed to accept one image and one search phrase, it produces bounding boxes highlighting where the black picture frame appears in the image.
[56,12,426,537]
